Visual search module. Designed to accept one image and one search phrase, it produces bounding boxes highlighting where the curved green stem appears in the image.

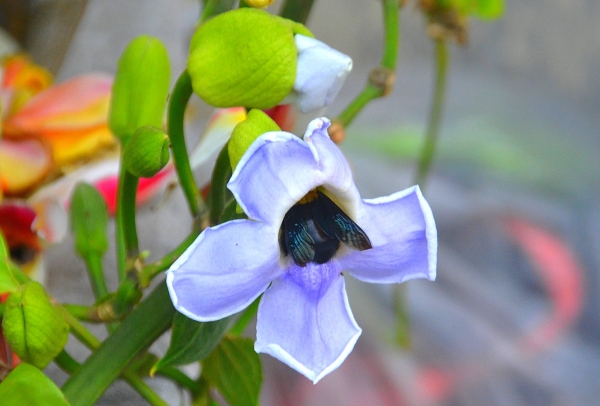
[122,370,169,406]
[62,282,176,406]
[280,0,316,24]
[63,304,100,323]
[57,304,101,349]
[84,252,108,300]
[414,39,448,187]
[336,0,399,127]
[168,70,206,219]
[139,231,200,287]
[200,0,220,22]
[55,350,80,374]
[115,166,140,279]
[336,85,382,128]
[156,367,200,396]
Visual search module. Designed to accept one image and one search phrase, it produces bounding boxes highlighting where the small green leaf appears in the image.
[188,8,297,109]
[203,336,262,406]
[123,126,171,178]
[70,183,109,259]
[109,35,171,141]
[0,363,70,406]
[2,282,69,369]
[152,313,230,372]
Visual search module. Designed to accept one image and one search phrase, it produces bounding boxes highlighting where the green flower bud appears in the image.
[2,281,69,369]
[187,9,301,109]
[123,126,170,178]
[70,182,109,259]
[229,109,280,170]
[109,35,171,141]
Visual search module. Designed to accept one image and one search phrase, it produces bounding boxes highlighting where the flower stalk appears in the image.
[415,38,448,187]
[168,71,207,221]
[62,282,176,406]
[336,0,399,127]
[115,165,140,279]
[279,0,316,24]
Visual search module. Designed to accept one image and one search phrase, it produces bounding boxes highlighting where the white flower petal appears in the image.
[293,35,352,113]
[167,219,282,321]
[339,185,437,283]
[255,262,361,383]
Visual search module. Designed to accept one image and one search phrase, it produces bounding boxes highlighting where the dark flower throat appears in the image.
[279,190,372,267]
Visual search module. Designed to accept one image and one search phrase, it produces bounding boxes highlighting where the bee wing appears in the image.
[316,190,372,252]
[282,211,315,267]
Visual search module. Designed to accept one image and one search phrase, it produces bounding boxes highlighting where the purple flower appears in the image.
[166,118,437,383]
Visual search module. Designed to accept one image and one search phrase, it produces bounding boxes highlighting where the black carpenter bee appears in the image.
[279,189,372,267]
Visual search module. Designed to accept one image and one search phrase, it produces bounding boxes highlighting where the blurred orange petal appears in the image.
[3,74,115,164]
[1,54,52,116]
[0,137,53,195]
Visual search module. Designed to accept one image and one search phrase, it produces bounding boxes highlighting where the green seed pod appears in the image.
[123,126,170,178]
[109,35,171,142]
[187,9,298,109]
[229,109,280,170]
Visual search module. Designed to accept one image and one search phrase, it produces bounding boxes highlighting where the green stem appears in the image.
[115,166,140,279]
[139,231,200,287]
[336,85,382,128]
[122,370,169,406]
[54,350,81,374]
[156,367,200,396]
[228,297,260,336]
[63,304,100,322]
[200,0,220,22]
[393,283,411,348]
[208,144,232,225]
[414,39,448,187]
[84,252,108,300]
[279,0,316,24]
[168,70,206,219]
[336,0,400,127]
[62,282,176,406]
[58,303,169,404]
[57,304,101,349]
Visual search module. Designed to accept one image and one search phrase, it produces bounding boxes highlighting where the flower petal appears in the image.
[29,196,67,244]
[3,74,115,165]
[302,118,362,215]
[166,220,282,321]
[293,35,352,113]
[255,262,361,384]
[228,131,322,225]
[0,137,52,195]
[228,117,360,226]
[189,107,246,169]
[338,185,437,283]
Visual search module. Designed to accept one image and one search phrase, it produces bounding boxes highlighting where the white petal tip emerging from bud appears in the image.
[293,35,353,114]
